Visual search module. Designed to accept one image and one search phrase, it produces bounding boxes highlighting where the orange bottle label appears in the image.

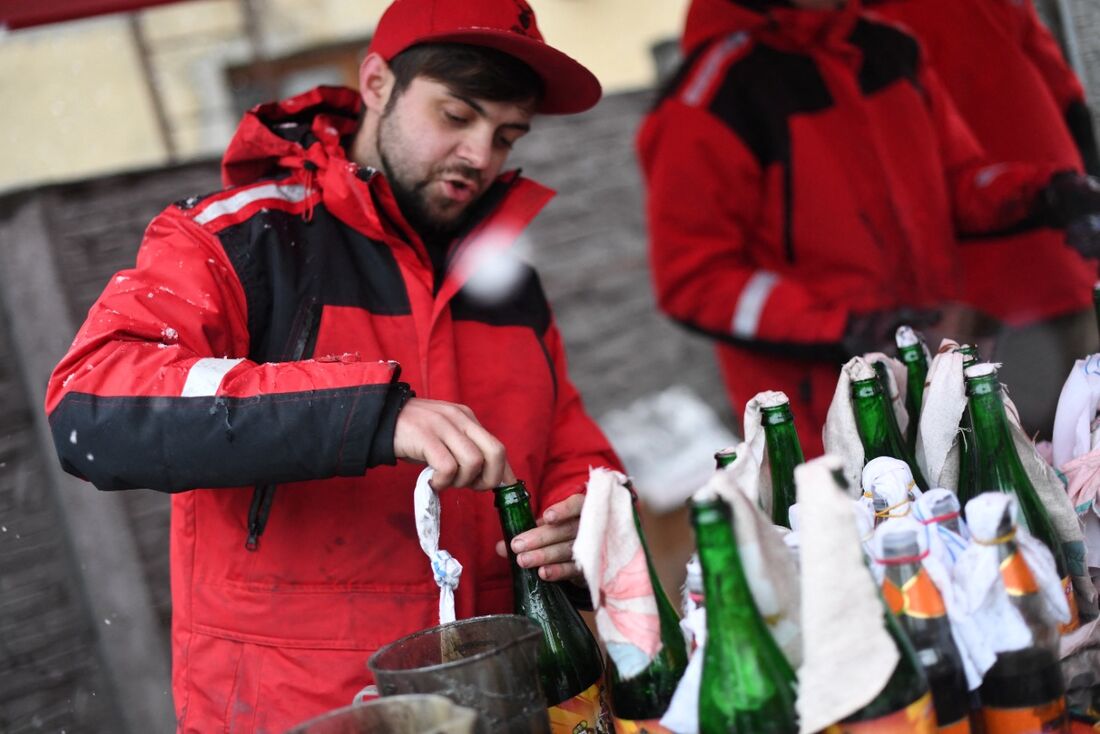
[938,716,972,733]
[981,697,1066,733]
[1000,552,1039,596]
[549,679,609,734]
[824,691,937,733]
[612,717,673,733]
[1060,575,1080,635]
[884,578,906,615]
[903,569,948,619]
[882,570,947,619]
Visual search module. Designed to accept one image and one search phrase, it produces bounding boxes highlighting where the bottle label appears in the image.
[824,691,937,733]
[1060,575,1080,634]
[549,679,609,734]
[612,717,673,733]
[1001,552,1039,596]
[937,717,972,733]
[882,569,947,619]
[981,697,1066,733]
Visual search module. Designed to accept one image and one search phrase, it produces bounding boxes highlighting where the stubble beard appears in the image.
[377,107,475,240]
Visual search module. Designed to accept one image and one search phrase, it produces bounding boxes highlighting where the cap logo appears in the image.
[510,0,534,36]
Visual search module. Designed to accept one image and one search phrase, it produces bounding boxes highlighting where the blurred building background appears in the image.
[0,0,1098,731]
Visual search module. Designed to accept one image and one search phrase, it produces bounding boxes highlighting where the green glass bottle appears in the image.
[494,481,606,722]
[878,527,970,732]
[850,373,929,492]
[606,484,689,727]
[963,363,1078,632]
[955,345,981,505]
[895,327,930,452]
[761,399,805,528]
[714,447,738,470]
[693,494,798,734]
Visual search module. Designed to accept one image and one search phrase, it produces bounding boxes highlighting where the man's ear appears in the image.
[359,52,395,115]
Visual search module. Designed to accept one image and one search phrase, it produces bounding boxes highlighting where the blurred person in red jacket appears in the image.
[638,0,1100,455]
[868,0,1099,436]
[44,0,621,731]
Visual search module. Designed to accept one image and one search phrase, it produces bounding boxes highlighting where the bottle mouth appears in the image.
[492,480,529,508]
[895,325,919,348]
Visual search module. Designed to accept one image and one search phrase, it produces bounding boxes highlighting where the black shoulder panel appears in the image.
[217,205,411,362]
[849,18,922,96]
[708,44,834,167]
[450,264,552,336]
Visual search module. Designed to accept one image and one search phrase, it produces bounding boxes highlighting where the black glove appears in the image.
[842,308,941,358]
[1036,171,1100,257]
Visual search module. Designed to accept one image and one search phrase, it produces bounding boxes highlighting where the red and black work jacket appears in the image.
[869,0,1097,324]
[45,86,620,734]
[637,0,1054,454]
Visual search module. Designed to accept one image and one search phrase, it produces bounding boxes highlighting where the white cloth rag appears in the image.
[1053,355,1100,574]
[954,493,1070,658]
[915,343,967,492]
[862,456,920,522]
[413,468,462,625]
[912,488,970,567]
[573,467,662,678]
[870,516,994,690]
[794,455,899,734]
[823,357,878,496]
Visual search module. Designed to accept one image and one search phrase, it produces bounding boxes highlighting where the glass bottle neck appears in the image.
[693,500,769,641]
[494,482,541,586]
[851,379,902,456]
[762,411,803,528]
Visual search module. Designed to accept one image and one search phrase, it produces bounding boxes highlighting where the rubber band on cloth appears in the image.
[919,511,960,525]
[972,528,1017,547]
[875,499,912,519]
[877,548,931,566]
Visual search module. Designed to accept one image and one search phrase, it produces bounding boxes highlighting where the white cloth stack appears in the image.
[413,468,463,625]
[573,467,662,678]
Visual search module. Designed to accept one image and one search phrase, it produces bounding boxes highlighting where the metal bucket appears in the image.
[367,614,550,734]
[283,693,477,734]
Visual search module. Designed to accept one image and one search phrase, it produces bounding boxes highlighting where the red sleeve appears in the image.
[536,318,623,509]
[638,100,849,355]
[924,66,1057,233]
[45,206,408,492]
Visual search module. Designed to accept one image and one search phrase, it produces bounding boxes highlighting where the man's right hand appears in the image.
[393,397,515,490]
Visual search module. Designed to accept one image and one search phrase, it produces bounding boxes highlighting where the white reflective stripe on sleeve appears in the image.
[731,271,780,339]
[194,183,307,225]
[181,358,245,397]
[681,32,748,107]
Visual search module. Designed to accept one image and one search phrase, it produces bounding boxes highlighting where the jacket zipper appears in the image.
[245,297,320,551]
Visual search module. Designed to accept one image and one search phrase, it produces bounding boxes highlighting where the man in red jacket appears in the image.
[44,1,620,731]
[638,0,1100,455]
[868,0,1099,436]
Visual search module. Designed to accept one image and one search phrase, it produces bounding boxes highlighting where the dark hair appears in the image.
[387,43,544,108]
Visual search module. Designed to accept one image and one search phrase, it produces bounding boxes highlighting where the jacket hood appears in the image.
[682,0,861,55]
[220,86,364,189]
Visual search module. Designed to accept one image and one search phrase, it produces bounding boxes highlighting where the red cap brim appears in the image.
[391,29,602,115]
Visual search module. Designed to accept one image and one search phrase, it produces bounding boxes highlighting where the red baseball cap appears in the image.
[367,0,602,114]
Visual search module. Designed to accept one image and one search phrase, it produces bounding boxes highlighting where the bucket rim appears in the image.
[367,614,542,676]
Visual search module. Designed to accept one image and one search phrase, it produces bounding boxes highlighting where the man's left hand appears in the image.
[495,493,584,583]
